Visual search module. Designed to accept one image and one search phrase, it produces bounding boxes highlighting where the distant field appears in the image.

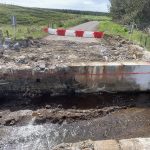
[100,21,150,50]
[0,4,110,39]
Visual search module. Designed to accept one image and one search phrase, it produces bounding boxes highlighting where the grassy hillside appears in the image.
[0,4,149,50]
[0,4,76,25]
[0,4,110,39]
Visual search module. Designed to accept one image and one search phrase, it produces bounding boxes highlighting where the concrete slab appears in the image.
[94,140,120,150]
[0,62,150,96]
[52,138,150,150]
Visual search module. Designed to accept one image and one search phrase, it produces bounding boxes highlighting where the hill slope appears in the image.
[0,4,109,25]
[0,4,110,39]
[0,4,78,25]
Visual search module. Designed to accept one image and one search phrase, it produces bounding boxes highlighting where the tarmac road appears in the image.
[44,21,101,43]
[69,21,99,31]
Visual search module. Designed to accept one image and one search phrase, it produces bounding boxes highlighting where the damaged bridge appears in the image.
[0,62,150,97]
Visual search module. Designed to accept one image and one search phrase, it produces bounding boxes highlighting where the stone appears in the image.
[36,63,46,71]
[3,38,11,49]
[20,40,29,48]
[13,42,20,51]
[39,63,46,69]
[16,56,28,64]
[114,51,119,56]
[35,117,46,124]
[120,40,126,44]
[111,47,116,50]
[136,52,143,58]
[45,105,51,109]
[118,43,123,47]
[5,118,16,126]
[132,54,137,59]
[104,56,108,61]
[129,45,144,52]
[32,112,40,117]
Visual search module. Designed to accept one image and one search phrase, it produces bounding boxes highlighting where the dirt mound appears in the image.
[0,36,149,70]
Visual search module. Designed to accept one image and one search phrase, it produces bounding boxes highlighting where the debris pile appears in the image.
[0,36,149,70]
[53,140,94,150]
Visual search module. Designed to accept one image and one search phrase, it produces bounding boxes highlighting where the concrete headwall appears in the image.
[0,62,150,96]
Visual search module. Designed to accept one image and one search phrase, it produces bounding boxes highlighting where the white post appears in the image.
[14,25,16,40]
[11,16,17,40]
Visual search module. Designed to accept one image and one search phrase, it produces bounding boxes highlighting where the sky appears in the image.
[0,0,110,12]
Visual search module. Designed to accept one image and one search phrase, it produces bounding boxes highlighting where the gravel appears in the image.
[0,35,149,70]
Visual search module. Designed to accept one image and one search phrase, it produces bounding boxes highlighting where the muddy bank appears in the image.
[0,106,127,126]
[0,105,150,149]
[0,93,150,149]
[0,92,150,126]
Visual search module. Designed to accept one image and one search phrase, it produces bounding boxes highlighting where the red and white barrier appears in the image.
[43,28,104,38]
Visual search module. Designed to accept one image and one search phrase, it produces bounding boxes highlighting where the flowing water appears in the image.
[0,93,150,150]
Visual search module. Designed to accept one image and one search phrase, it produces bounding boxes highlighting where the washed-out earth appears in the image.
[0,21,150,150]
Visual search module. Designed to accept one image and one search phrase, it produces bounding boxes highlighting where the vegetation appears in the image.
[50,9,109,16]
[100,20,150,50]
[1,3,149,50]
[107,0,150,50]
[109,0,150,26]
[0,4,110,39]
[0,4,75,25]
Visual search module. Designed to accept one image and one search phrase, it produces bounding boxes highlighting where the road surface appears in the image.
[69,21,99,31]
[44,21,100,43]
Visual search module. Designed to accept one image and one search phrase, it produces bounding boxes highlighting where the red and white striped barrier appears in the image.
[43,28,104,38]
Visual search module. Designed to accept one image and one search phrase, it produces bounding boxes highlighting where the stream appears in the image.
[0,93,150,150]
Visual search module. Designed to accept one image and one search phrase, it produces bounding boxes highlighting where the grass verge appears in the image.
[100,21,150,50]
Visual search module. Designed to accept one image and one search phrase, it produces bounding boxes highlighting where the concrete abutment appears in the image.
[0,62,150,97]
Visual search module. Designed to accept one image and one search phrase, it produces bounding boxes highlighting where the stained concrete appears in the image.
[0,62,150,96]
[52,138,150,150]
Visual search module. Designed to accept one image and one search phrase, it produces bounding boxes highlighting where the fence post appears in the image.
[6,30,9,38]
[148,35,150,50]
[0,30,3,47]
[145,36,148,47]
[140,34,142,45]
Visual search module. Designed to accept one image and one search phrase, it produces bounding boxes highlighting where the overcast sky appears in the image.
[0,0,110,12]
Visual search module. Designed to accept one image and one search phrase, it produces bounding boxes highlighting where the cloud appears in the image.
[1,0,110,12]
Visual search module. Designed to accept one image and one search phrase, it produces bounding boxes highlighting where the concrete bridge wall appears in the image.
[53,138,150,150]
[0,62,150,96]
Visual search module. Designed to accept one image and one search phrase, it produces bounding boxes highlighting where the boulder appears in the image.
[13,42,20,51]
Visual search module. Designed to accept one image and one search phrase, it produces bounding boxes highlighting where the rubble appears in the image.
[13,42,20,51]
[53,140,94,150]
[0,36,149,70]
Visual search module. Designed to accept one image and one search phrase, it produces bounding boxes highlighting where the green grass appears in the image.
[0,4,110,40]
[0,25,47,39]
[1,3,149,50]
[100,20,150,50]
[0,4,76,25]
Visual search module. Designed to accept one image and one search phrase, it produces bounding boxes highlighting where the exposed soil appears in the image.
[0,35,150,71]
[0,93,150,150]
[0,93,149,126]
